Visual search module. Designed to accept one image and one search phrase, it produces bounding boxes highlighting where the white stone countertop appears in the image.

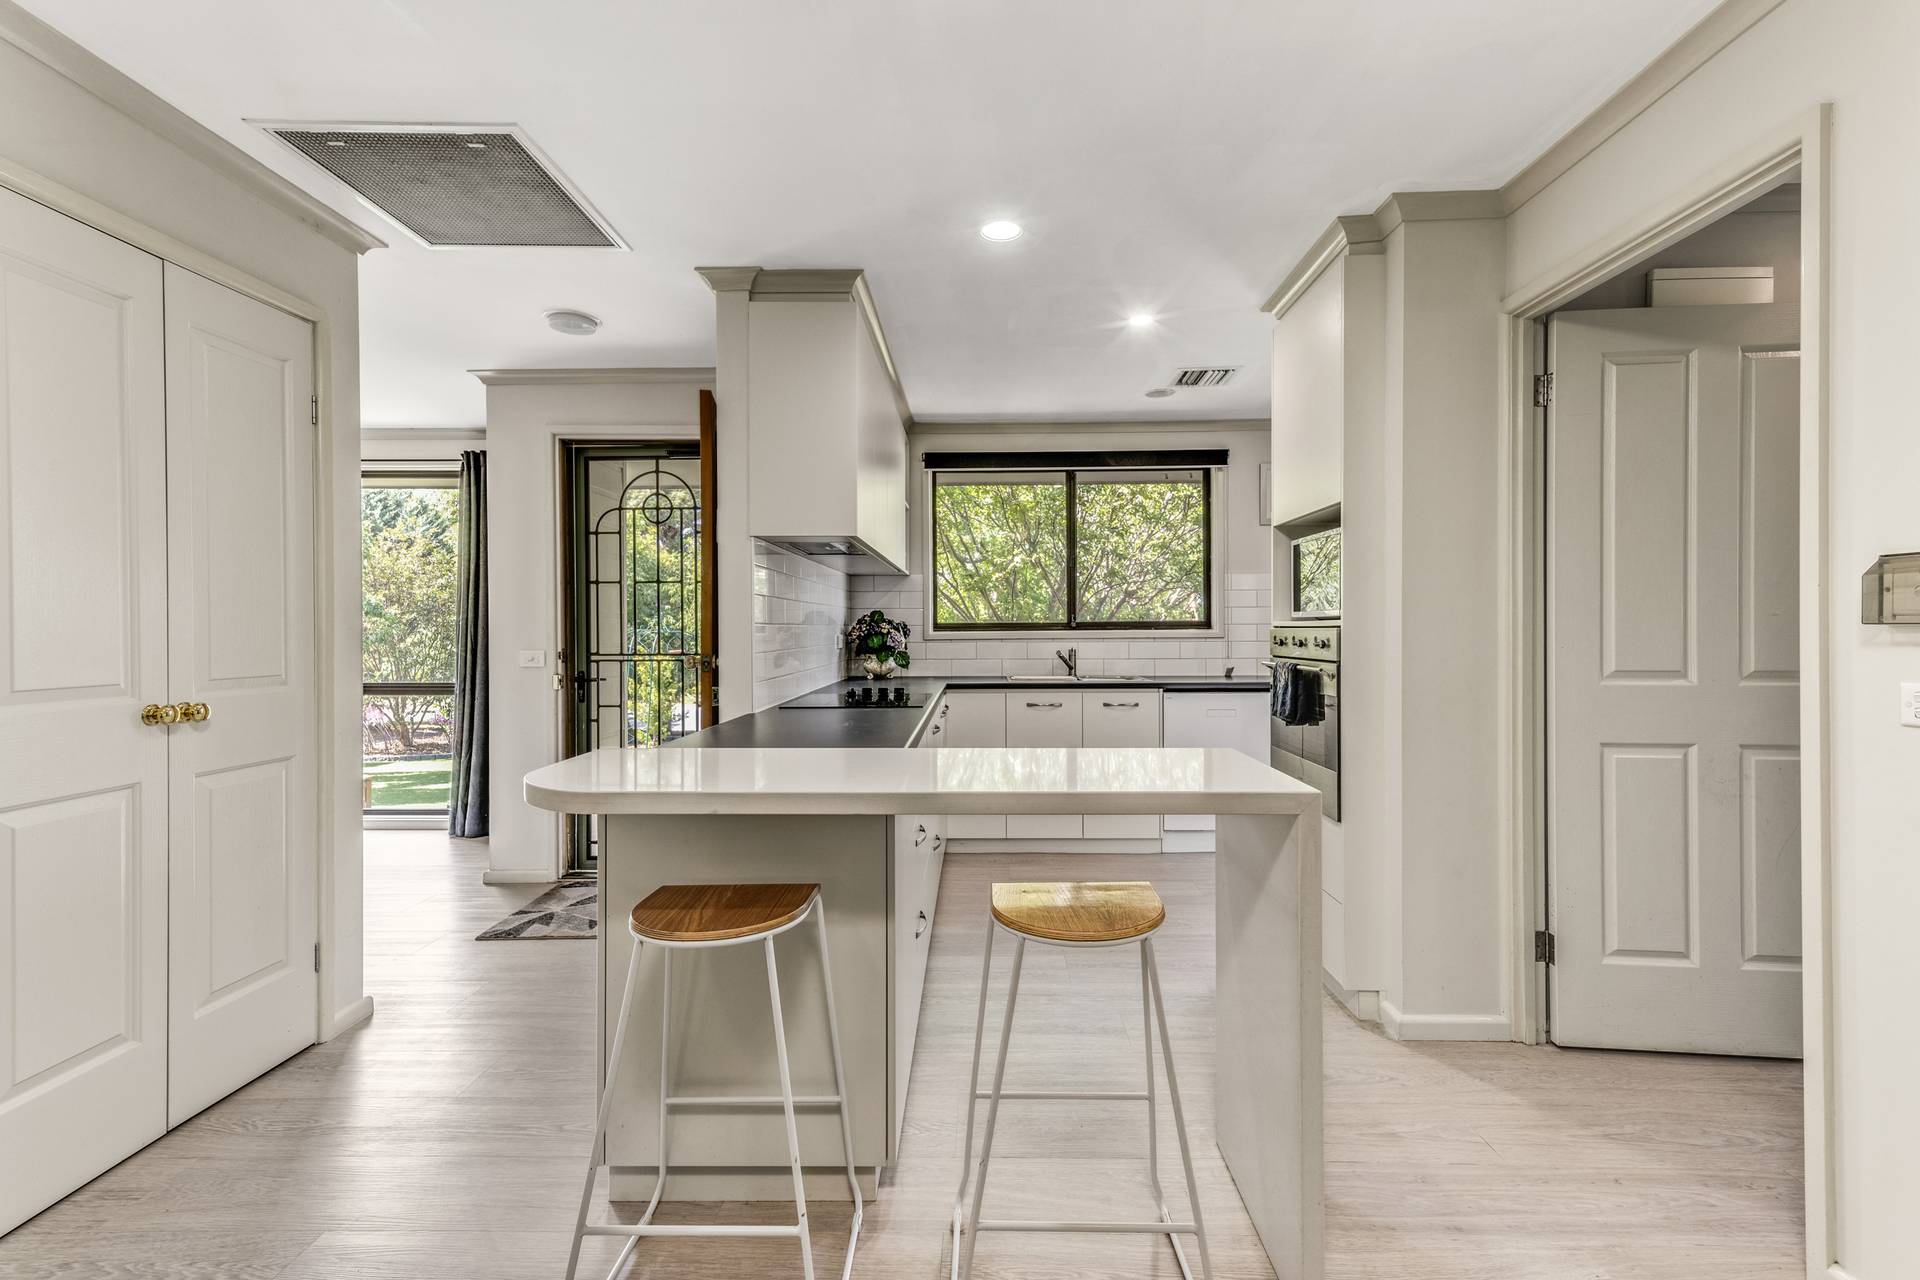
[525,746,1319,817]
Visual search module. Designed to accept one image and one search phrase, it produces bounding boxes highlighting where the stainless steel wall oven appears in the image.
[1269,623,1340,821]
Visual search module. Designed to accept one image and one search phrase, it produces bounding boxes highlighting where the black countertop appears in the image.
[668,676,1271,750]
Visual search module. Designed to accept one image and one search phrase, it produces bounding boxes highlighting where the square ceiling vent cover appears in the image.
[263,124,622,248]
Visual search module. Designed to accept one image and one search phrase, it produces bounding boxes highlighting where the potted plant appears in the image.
[846,609,912,679]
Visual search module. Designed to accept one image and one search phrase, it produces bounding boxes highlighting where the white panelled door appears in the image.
[1548,303,1801,1057]
[162,265,316,1125]
[0,186,170,1233]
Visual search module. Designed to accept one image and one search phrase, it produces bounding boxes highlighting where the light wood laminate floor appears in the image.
[0,832,1801,1278]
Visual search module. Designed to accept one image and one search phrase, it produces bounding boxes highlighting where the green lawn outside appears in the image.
[364,756,452,810]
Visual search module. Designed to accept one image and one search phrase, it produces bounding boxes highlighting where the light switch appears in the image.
[519,650,547,669]
[1903,682,1920,728]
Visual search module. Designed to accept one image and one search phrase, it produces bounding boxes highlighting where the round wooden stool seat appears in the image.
[989,881,1166,943]
[629,882,820,942]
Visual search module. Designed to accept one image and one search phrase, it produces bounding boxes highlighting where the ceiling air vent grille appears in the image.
[263,124,622,249]
[1169,366,1241,388]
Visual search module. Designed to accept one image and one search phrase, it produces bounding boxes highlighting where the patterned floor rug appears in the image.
[476,880,598,940]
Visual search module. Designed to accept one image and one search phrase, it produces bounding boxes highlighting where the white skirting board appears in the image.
[322,996,375,1042]
[1321,972,1379,1024]
[1378,999,1512,1042]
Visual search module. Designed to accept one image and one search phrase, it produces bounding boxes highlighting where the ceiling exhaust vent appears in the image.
[1168,366,1241,388]
[258,123,624,249]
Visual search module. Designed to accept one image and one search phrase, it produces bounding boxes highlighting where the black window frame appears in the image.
[360,465,461,817]
[926,451,1219,633]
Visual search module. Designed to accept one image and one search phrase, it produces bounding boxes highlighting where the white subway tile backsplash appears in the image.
[751,539,851,710]
[1180,640,1227,659]
[1153,659,1207,676]
[1108,658,1155,677]
[1229,571,1270,592]
[949,659,1001,675]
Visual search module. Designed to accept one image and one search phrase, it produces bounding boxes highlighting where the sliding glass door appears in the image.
[361,468,460,815]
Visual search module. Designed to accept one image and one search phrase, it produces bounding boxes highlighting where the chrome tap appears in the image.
[1055,646,1078,677]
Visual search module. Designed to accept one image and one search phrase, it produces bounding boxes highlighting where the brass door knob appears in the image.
[176,701,210,723]
[141,703,180,726]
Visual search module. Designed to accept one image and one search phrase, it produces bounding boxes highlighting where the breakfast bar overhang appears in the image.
[525,744,1323,1279]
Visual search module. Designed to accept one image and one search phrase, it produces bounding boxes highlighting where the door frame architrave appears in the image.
[1494,104,1833,1275]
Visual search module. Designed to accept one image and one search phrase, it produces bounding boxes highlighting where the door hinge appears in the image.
[1534,929,1555,965]
[1532,372,1554,408]
[310,394,319,426]
[313,942,322,973]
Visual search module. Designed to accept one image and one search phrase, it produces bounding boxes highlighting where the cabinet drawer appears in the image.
[948,814,1006,839]
[917,701,949,746]
[1006,692,1083,747]
[1082,691,1161,747]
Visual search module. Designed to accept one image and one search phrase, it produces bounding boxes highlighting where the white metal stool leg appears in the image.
[1143,941,1197,1280]
[764,934,816,1280]
[567,893,858,1280]
[950,914,998,1275]
[812,900,865,1280]
[950,922,1208,1280]
[1146,936,1213,1280]
[566,936,645,1280]
[959,933,1026,1280]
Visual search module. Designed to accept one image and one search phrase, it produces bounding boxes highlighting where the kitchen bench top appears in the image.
[668,675,1272,751]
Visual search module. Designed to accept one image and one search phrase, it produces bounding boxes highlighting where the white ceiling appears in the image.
[22,0,1721,428]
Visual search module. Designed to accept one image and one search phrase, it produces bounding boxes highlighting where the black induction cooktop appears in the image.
[782,684,929,709]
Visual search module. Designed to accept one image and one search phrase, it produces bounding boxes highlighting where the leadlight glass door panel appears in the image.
[566,444,713,870]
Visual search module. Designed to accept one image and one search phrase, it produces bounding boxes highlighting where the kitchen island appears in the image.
[524,738,1322,1278]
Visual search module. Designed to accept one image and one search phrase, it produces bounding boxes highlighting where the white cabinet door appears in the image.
[889,815,938,1153]
[0,187,170,1235]
[1083,693,1161,839]
[1006,692,1081,838]
[939,693,1006,838]
[163,265,317,1124]
[1548,304,1800,1057]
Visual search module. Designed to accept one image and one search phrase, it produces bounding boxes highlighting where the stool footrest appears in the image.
[665,1093,842,1107]
[976,1218,1199,1235]
[581,1223,804,1240]
[971,1089,1149,1101]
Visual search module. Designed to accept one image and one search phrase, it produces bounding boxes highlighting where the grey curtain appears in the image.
[449,450,489,837]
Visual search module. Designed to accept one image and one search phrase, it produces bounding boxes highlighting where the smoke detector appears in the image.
[546,310,602,337]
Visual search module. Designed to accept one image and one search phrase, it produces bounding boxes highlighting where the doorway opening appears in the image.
[360,464,462,819]
[559,425,718,872]
[1537,177,1803,1057]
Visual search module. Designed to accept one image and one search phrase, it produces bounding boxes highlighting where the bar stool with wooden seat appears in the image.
[565,882,862,1280]
[951,881,1211,1280]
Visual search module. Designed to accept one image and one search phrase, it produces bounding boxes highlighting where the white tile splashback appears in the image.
[852,571,1273,678]
[753,541,852,710]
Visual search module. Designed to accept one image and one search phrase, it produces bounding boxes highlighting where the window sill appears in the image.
[924,627,1227,642]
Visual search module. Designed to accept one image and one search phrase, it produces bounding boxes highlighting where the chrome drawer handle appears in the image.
[1025,701,1063,708]
[915,910,929,940]
[929,723,943,735]
[1102,700,1140,708]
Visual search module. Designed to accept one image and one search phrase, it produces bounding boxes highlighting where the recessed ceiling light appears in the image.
[1145,387,1176,399]
[1126,312,1157,329]
[545,309,601,337]
[979,220,1023,242]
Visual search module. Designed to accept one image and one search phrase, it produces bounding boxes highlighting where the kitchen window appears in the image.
[926,450,1219,631]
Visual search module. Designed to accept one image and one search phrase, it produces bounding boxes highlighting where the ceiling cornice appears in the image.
[694,266,760,293]
[469,367,714,387]
[1261,191,1495,320]
[1499,0,1791,214]
[0,0,385,254]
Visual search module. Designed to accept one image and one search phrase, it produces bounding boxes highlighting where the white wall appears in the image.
[0,14,369,1036]
[1503,1,1917,1269]
[480,377,709,881]
[905,421,1272,678]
